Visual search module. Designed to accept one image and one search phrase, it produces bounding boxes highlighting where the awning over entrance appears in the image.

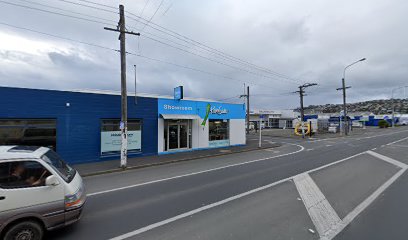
[161,114,201,119]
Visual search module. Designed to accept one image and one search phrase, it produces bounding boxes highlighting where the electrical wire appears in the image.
[0,0,115,26]
[1,0,306,89]
[1,0,298,85]
[77,0,116,9]
[16,0,117,25]
[127,12,302,82]
[55,0,304,83]
[0,21,277,89]
[0,21,117,51]
[56,0,118,14]
[140,0,164,31]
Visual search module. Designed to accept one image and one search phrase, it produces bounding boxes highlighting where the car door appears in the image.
[0,160,65,222]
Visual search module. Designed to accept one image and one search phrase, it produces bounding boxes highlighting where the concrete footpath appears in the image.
[73,140,281,177]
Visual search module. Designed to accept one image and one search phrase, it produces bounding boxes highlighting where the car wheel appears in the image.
[3,221,44,240]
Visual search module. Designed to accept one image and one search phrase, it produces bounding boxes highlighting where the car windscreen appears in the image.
[41,149,76,183]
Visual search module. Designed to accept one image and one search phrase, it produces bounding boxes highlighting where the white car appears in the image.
[0,146,86,240]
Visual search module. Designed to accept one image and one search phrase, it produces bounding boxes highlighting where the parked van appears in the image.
[0,146,86,240]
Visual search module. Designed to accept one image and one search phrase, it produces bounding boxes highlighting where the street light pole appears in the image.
[337,58,366,136]
[392,86,408,127]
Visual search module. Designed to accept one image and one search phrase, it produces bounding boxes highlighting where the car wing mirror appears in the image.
[45,175,60,186]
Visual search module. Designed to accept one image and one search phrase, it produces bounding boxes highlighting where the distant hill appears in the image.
[298,99,408,115]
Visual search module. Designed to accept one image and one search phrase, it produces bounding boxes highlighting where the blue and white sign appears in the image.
[174,86,183,100]
[158,98,245,119]
[209,140,230,148]
[101,130,141,154]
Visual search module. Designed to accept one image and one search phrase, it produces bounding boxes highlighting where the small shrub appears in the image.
[378,120,389,128]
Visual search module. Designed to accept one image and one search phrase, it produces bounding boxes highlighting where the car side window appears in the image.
[0,161,51,189]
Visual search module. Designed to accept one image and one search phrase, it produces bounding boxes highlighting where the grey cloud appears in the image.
[0,0,407,110]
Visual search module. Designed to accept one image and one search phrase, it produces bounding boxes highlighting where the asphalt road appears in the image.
[48,127,408,240]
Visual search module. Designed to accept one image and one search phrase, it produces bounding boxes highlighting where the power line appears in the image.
[16,0,117,25]
[140,0,164,31]
[26,0,303,84]
[62,0,303,83]
[77,0,116,9]
[0,0,115,26]
[0,21,277,89]
[1,1,304,89]
[56,0,118,14]
[139,0,151,17]
[0,21,117,51]
[3,0,299,85]
[127,12,302,82]
[137,33,299,84]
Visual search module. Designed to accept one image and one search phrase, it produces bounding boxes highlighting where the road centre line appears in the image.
[87,143,305,197]
[385,136,408,146]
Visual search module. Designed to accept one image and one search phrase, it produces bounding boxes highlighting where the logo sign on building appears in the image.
[210,106,229,115]
[174,86,183,100]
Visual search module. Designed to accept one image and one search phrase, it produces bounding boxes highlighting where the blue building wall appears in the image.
[0,87,158,164]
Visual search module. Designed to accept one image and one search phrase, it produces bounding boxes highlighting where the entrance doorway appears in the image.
[165,120,191,151]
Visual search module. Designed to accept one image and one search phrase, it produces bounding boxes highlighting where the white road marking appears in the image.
[391,144,408,148]
[367,150,408,169]
[326,145,332,147]
[306,149,314,151]
[108,150,369,240]
[88,143,305,197]
[294,173,342,238]
[322,167,408,240]
[108,136,408,240]
[385,136,408,146]
[109,177,294,240]
[308,130,408,143]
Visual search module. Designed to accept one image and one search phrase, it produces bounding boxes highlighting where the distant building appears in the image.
[249,109,298,129]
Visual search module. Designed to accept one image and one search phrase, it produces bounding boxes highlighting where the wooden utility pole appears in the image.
[104,5,140,169]
[296,83,317,138]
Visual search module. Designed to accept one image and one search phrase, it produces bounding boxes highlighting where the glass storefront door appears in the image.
[166,120,190,150]
[179,124,188,148]
[168,124,179,150]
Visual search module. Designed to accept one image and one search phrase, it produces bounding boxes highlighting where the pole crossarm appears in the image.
[104,27,140,36]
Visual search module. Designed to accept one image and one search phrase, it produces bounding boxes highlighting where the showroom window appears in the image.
[209,119,229,141]
[100,119,142,155]
[0,119,57,150]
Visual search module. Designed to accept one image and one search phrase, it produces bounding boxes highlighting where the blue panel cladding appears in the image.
[0,87,158,164]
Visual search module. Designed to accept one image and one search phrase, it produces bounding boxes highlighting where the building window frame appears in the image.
[0,119,57,150]
[100,119,143,156]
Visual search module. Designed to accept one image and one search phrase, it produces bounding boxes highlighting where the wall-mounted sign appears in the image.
[209,140,230,148]
[174,86,183,100]
[101,130,141,154]
[158,99,245,120]
[210,106,229,115]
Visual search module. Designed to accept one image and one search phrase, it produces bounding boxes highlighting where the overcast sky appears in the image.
[0,0,407,110]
